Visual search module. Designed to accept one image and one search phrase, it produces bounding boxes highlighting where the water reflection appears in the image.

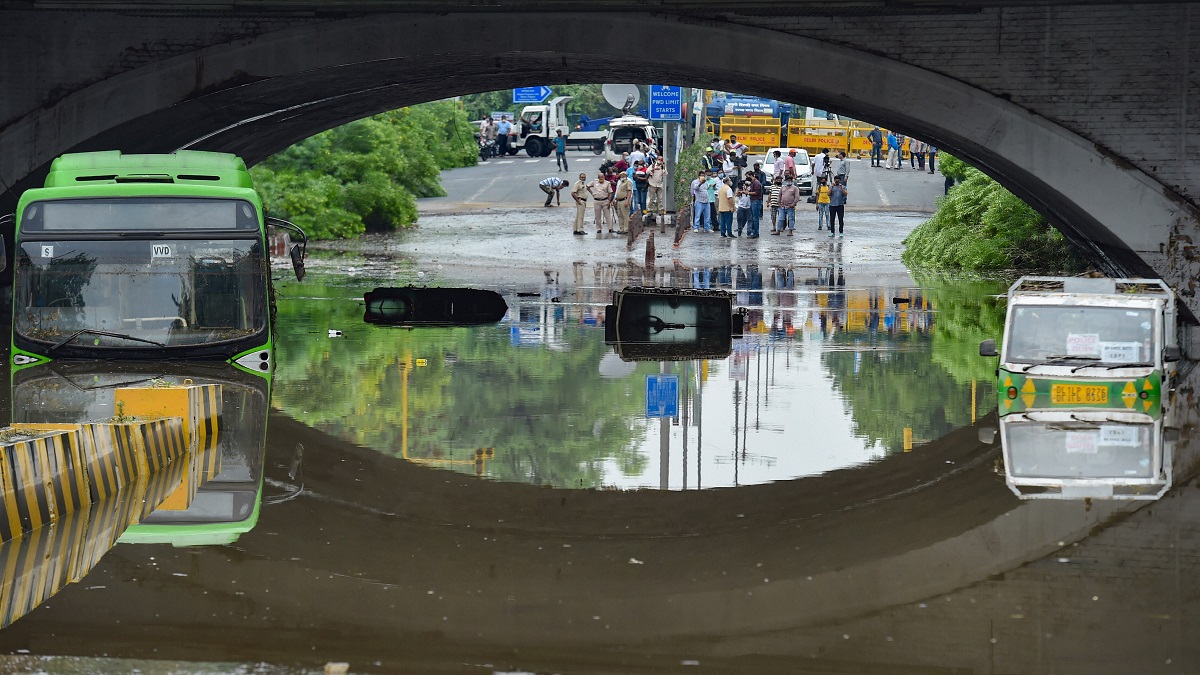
[0,362,271,627]
[994,408,1175,499]
[273,267,1003,489]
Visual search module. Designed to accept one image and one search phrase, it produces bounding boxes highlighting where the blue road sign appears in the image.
[647,85,683,122]
[646,374,680,418]
[513,86,553,104]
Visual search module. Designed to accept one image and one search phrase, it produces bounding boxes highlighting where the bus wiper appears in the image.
[1101,362,1152,370]
[47,329,165,354]
[1024,355,1099,372]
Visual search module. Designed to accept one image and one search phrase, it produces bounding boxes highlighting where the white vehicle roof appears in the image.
[763,148,810,163]
[609,114,654,128]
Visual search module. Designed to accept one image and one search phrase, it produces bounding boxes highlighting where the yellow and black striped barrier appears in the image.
[69,474,145,584]
[0,505,89,629]
[139,450,192,518]
[115,381,222,454]
[0,464,154,628]
[0,427,91,542]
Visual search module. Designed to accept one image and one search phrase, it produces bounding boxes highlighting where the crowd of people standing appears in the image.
[865,125,938,172]
[548,144,667,236]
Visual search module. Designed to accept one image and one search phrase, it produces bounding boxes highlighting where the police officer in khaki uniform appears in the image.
[570,173,588,235]
[587,172,613,234]
[613,173,633,234]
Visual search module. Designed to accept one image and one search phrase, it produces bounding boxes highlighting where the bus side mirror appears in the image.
[290,244,306,282]
[978,427,997,445]
[1163,345,1182,362]
[979,339,998,357]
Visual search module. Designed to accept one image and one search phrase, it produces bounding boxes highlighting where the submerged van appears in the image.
[980,277,1181,418]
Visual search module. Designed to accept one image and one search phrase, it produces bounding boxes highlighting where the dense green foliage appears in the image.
[252,100,477,240]
[460,84,619,126]
[902,156,1085,273]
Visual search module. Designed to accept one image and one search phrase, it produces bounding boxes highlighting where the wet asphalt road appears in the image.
[421,150,945,214]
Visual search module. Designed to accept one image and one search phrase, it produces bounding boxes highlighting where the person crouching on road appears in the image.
[587,172,613,234]
[570,173,588,235]
[717,177,736,238]
[540,176,567,207]
[613,172,633,234]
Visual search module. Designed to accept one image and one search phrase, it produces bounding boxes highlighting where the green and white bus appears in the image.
[7,151,304,373]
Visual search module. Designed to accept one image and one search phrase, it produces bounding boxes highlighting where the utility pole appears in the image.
[663,118,676,222]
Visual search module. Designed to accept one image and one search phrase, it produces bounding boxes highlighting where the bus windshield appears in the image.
[14,238,268,351]
[1006,305,1156,365]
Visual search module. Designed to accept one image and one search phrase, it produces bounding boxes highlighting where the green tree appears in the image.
[252,100,477,240]
[902,157,1086,273]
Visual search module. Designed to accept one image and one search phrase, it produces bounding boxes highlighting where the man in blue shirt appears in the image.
[496,116,513,156]
[554,130,568,171]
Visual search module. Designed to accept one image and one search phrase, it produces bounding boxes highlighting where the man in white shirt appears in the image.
[628,144,646,166]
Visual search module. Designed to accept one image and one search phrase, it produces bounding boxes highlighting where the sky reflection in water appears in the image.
[272,263,1005,489]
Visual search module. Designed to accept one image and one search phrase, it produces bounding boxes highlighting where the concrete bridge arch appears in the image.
[1,10,1197,319]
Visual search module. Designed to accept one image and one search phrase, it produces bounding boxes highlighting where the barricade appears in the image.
[0,427,91,540]
[139,450,192,518]
[0,506,88,629]
[115,381,222,453]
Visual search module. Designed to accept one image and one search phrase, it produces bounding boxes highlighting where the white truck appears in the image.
[504,96,657,159]
[505,96,605,157]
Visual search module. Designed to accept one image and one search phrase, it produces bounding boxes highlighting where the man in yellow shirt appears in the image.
[815,177,831,232]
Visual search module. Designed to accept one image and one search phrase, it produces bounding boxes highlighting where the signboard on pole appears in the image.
[647,85,683,122]
[513,86,553,104]
[646,375,680,418]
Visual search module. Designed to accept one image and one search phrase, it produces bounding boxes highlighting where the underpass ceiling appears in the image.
[2,0,1185,15]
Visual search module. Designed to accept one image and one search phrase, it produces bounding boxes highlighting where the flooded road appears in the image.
[0,207,1198,674]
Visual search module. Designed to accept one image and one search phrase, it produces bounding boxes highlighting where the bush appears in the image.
[252,100,477,240]
[902,158,1086,274]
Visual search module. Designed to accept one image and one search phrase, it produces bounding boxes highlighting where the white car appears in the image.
[759,148,813,194]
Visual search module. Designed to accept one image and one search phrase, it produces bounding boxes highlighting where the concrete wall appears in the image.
[1,6,1198,317]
